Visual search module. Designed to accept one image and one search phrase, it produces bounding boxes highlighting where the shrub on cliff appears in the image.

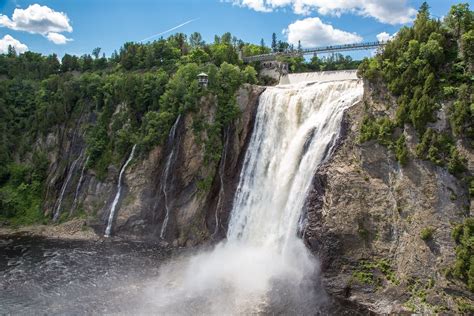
[451,218,474,292]
[420,227,435,241]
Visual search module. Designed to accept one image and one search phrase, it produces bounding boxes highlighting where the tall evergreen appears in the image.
[271,33,277,52]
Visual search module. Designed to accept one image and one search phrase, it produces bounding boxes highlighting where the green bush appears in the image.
[420,227,435,241]
[357,58,381,81]
[351,259,399,286]
[395,134,409,166]
[451,218,474,292]
[0,162,46,225]
[359,116,394,146]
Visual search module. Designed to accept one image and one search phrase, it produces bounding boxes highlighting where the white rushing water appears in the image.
[144,76,363,314]
[160,115,181,239]
[71,155,89,214]
[53,153,82,222]
[104,145,137,237]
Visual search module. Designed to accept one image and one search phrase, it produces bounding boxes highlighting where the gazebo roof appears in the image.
[197,72,208,77]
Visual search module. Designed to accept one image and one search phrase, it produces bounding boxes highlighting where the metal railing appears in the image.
[242,41,386,63]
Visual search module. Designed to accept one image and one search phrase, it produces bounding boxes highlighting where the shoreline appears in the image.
[0,218,100,241]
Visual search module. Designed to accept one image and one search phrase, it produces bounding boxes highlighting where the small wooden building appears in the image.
[197,72,208,88]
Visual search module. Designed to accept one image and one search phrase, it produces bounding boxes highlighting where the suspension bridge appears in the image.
[242,41,386,63]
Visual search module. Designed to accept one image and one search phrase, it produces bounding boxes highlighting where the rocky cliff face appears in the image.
[41,84,265,246]
[304,80,473,313]
[37,77,472,313]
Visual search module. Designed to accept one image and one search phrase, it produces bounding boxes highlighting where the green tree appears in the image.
[189,32,204,48]
[61,54,79,72]
[395,134,409,166]
[92,47,101,59]
[445,3,473,38]
[271,33,277,52]
[462,29,474,67]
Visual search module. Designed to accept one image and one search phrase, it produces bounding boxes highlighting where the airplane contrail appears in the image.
[140,18,198,42]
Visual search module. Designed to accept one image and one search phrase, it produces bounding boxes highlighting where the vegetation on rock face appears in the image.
[358,2,473,176]
[351,259,399,287]
[450,218,474,292]
[0,32,259,223]
[0,155,48,225]
[420,226,435,241]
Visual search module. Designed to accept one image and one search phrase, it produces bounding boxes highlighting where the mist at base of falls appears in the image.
[140,78,363,314]
[140,242,322,314]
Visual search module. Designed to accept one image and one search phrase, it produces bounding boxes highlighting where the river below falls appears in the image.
[0,234,366,315]
[0,234,174,314]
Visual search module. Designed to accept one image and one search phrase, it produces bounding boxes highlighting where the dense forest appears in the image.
[358,3,473,293]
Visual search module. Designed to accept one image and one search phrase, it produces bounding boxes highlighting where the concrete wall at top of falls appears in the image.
[280,70,358,85]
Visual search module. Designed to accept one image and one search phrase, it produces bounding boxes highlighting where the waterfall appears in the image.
[53,153,82,222]
[145,76,363,314]
[227,79,362,248]
[212,125,230,237]
[159,115,181,239]
[71,155,89,214]
[104,145,137,237]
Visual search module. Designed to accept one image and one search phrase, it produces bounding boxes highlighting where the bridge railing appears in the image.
[242,41,386,63]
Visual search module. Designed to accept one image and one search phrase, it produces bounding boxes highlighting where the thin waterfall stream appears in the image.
[212,125,230,237]
[144,77,364,314]
[159,115,182,239]
[53,153,83,222]
[104,145,137,237]
[71,155,89,214]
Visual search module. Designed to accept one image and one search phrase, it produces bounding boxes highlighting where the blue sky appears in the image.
[0,0,468,58]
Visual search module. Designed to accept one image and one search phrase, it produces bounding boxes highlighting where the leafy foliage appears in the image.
[358,2,472,176]
[451,218,474,292]
[351,259,399,286]
[420,227,435,241]
[0,154,48,225]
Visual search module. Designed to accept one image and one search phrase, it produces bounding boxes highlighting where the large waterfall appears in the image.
[144,77,363,314]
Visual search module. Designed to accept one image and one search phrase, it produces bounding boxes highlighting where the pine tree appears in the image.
[271,33,277,52]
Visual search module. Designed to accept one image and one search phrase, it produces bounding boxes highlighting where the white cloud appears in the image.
[46,32,72,44]
[284,17,362,47]
[0,4,73,44]
[376,31,394,42]
[0,34,28,54]
[226,0,417,24]
[239,0,273,12]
